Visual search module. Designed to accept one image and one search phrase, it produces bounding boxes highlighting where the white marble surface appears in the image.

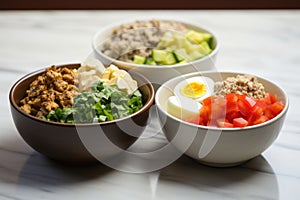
[0,10,300,200]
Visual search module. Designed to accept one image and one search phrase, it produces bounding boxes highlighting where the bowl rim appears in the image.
[9,63,154,127]
[92,17,220,69]
[155,70,289,131]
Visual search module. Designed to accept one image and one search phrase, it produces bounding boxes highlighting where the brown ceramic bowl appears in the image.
[9,63,154,163]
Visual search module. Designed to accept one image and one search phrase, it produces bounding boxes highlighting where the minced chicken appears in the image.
[20,66,79,118]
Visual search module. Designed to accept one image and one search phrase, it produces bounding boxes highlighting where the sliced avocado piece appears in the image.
[133,55,146,64]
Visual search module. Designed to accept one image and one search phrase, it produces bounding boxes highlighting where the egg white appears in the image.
[174,76,215,102]
[167,96,202,120]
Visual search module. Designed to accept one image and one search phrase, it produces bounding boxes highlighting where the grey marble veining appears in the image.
[0,10,299,200]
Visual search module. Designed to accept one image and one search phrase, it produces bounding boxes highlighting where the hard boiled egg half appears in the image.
[174,76,214,102]
[167,96,202,120]
[167,76,214,121]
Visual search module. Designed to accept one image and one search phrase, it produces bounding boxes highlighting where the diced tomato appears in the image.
[198,117,205,125]
[223,122,234,128]
[264,107,275,119]
[233,117,248,127]
[194,93,284,128]
[217,119,234,128]
[237,100,251,116]
[236,94,245,100]
[226,93,238,103]
[265,93,278,104]
[255,99,267,111]
[270,102,285,115]
[245,96,257,108]
[247,105,264,125]
[263,94,271,104]
[202,96,213,106]
[253,115,269,125]
[200,105,211,123]
[226,111,240,123]
[227,103,239,114]
[211,103,226,119]
[226,94,239,113]
[208,120,218,127]
[215,96,227,107]
[254,105,264,116]
[239,95,256,109]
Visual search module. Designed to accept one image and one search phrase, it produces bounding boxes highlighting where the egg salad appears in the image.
[78,58,138,95]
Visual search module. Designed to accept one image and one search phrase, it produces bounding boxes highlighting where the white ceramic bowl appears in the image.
[92,19,219,88]
[155,71,289,167]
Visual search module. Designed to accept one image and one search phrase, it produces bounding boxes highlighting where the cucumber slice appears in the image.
[133,55,146,64]
[152,49,168,62]
[162,52,177,65]
[186,30,213,44]
[189,42,212,56]
[185,44,201,54]
[176,60,187,65]
[202,33,213,42]
[188,51,205,61]
[173,49,188,62]
[145,57,157,65]
[200,41,212,54]
[154,29,213,65]
[186,30,204,44]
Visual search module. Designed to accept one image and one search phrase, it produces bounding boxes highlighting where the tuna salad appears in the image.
[100,19,214,65]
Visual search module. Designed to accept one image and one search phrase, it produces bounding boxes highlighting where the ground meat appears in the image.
[214,74,266,99]
[101,19,187,62]
[19,66,79,118]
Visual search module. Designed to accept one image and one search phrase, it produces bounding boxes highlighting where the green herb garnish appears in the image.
[46,81,143,123]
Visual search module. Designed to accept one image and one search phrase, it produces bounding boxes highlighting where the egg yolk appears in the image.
[180,82,207,99]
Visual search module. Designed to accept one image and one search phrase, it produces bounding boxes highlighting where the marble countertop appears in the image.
[0,10,299,200]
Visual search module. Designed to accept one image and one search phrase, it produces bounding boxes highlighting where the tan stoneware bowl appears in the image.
[9,63,154,163]
[155,71,289,167]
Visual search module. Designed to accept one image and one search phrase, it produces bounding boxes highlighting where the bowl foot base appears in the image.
[196,159,248,167]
